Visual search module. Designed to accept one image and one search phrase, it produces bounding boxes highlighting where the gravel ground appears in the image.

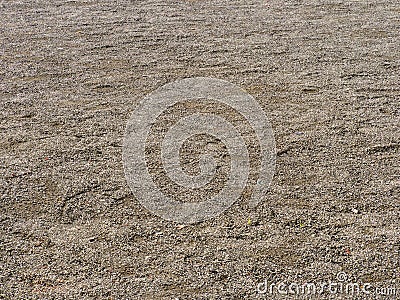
[1,0,399,299]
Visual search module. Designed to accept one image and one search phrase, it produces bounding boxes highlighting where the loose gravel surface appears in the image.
[1,0,399,299]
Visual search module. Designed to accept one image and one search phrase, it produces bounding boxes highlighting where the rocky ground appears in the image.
[1,0,399,299]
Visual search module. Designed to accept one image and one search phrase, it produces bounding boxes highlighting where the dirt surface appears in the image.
[1,0,399,299]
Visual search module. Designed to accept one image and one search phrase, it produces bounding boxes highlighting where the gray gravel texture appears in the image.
[1,0,399,299]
